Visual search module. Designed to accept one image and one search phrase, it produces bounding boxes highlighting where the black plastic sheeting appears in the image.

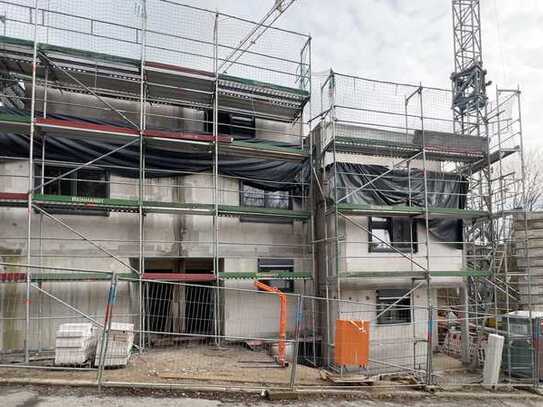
[0,132,305,191]
[333,163,467,244]
[0,108,305,192]
[0,106,465,243]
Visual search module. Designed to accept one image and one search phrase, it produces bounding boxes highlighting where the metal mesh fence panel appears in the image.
[146,1,215,71]
[0,0,310,87]
[295,294,432,386]
[217,11,309,88]
[314,73,489,165]
[0,276,539,388]
[0,267,112,373]
[98,278,305,387]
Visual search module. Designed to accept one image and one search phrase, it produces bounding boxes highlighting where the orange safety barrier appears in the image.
[254,281,288,367]
[334,320,370,367]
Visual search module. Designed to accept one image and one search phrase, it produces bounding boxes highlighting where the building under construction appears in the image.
[0,0,539,389]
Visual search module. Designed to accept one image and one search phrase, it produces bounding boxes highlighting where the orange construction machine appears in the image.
[254,281,288,367]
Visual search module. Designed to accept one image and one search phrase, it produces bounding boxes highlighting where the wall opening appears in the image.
[137,258,221,343]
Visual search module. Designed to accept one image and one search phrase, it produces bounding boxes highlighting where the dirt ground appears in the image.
[102,344,321,385]
[1,384,543,407]
[0,346,520,389]
[431,353,482,385]
[0,343,322,386]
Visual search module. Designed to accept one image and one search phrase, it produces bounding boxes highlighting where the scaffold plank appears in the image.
[1,112,306,159]
[336,203,489,220]
[0,270,312,282]
[0,112,31,133]
[0,272,135,282]
[35,117,234,143]
[0,193,309,220]
[0,35,308,122]
[219,204,309,220]
[332,136,485,163]
[219,271,311,280]
[142,273,216,282]
[339,269,490,279]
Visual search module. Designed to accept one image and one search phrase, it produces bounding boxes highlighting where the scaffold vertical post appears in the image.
[306,36,317,364]
[213,11,221,346]
[138,0,148,352]
[515,87,537,386]
[25,0,39,364]
[96,272,119,391]
[418,85,433,385]
[289,293,304,388]
[329,71,341,314]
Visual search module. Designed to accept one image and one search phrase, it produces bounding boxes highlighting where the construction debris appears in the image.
[319,370,375,386]
[263,389,299,401]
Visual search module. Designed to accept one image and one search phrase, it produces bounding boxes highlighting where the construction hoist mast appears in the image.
[451,0,494,347]
[451,0,488,136]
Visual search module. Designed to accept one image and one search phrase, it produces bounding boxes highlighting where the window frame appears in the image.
[239,181,293,223]
[205,110,256,139]
[257,258,295,294]
[376,289,412,325]
[34,164,111,216]
[368,216,418,253]
[240,181,292,210]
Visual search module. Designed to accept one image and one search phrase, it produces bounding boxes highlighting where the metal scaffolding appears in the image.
[0,0,313,370]
[310,70,532,383]
[0,0,538,390]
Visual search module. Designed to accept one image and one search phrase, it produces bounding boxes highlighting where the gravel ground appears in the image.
[0,344,321,386]
[1,385,543,407]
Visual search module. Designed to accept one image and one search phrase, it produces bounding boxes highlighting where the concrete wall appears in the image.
[327,143,464,287]
[0,279,134,353]
[0,163,309,351]
[32,87,302,145]
[337,286,438,374]
[0,88,309,352]
[314,143,464,371]
[341,215,463,288]
[1,89,464,358]
[334,158,462,371]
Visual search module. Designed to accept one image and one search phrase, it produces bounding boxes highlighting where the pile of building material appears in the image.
[441,329,487,366]
[54,323,98,366]
[482,334,504,388]
[95,322,134,367]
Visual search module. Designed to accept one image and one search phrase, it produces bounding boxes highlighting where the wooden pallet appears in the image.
[320,370,375,386]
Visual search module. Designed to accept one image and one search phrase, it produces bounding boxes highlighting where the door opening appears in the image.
[140,258,220,340]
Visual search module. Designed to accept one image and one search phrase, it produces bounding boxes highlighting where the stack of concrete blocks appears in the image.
[514,213,543,311]
[54,323,98,366]
[94,322,134,367]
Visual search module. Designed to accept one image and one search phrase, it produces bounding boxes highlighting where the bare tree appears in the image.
[523,148,543,210]
[501,146,543,211]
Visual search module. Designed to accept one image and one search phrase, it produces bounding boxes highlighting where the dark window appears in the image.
[240,182,291,210]
[376,289,412,325]
[35,165,109,215]
[240,182,292,224]
[257,258,294,293]
[241,184,266,208]
[205,110,256,139]
[368,216,417,253]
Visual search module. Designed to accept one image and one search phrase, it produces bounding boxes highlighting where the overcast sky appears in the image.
[184,0,543,149]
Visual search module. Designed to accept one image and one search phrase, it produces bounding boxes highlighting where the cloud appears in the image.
[185,0,542,147]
